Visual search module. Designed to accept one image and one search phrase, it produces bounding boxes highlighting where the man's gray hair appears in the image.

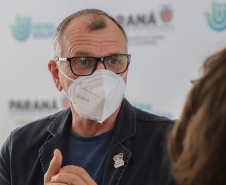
[52,9,128,59]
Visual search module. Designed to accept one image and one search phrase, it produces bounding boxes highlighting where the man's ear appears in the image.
[48,60,63,91]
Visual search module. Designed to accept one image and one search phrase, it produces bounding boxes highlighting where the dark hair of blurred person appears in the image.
[168,48,226,185]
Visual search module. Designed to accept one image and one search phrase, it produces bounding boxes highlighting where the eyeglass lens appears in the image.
[70,55,128,76]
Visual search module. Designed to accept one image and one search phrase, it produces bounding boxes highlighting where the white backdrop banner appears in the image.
[1,0,226,146]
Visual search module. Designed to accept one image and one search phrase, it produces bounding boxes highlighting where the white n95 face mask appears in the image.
[60,69,126,123]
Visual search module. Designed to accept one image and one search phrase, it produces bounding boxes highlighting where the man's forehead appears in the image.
[60,15,127,56]
[65,15,122,33]
[66,15,104,27]
[62,17,125,42]
[65,16,88,30]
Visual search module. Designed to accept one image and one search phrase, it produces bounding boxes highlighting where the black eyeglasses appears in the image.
[55,54,131,76]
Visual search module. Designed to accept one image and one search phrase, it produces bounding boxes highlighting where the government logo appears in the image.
[160,5,172,23]
[204,0,226,31]
[10,15,55,42]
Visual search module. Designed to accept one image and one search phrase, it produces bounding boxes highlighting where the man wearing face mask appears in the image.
[0,9,175,185]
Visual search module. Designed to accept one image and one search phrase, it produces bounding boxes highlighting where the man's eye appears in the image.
[109,59,118,64]
[79,60,88,65]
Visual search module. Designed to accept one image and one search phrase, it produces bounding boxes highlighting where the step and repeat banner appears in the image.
[1,0,226,145]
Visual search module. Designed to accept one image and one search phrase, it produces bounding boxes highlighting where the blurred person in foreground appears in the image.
[168,48,226,185]
[0,9,175,185]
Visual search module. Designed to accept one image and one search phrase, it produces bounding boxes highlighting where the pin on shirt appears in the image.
[113,153,125,168]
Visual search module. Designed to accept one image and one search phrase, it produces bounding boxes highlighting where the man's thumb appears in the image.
[44,149,62,183]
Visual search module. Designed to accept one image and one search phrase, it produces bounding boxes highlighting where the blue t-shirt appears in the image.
[66,129,113,185]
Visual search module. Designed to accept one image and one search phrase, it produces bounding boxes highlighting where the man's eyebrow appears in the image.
[74,51,91,56]
[73,51,124,57]
[105,52,124,56]
[108,52,121,55]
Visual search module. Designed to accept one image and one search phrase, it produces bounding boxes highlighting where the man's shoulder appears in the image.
[133,106,174,126]
[10,109,68,141]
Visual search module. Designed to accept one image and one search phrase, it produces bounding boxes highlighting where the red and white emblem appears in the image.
[161,6,172,23]
[113,153,124,168]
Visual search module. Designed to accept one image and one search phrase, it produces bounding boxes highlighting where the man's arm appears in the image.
[0,136,11,185]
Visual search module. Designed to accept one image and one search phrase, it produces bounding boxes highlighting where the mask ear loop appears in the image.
[122,71,127,79]
[62,89,72,103]
[55,61,74,102]
[55,61,76,82]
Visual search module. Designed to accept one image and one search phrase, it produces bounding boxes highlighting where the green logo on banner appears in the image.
[10,15,55,42]
[11,16,32,42]
[205,0,226,31]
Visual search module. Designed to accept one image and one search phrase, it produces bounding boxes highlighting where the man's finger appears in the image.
[44,149,63,184]
[59,166,97,185]
[51,172,86,185]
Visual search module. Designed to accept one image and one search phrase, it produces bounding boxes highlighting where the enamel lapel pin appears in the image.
[113,153,125,168]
